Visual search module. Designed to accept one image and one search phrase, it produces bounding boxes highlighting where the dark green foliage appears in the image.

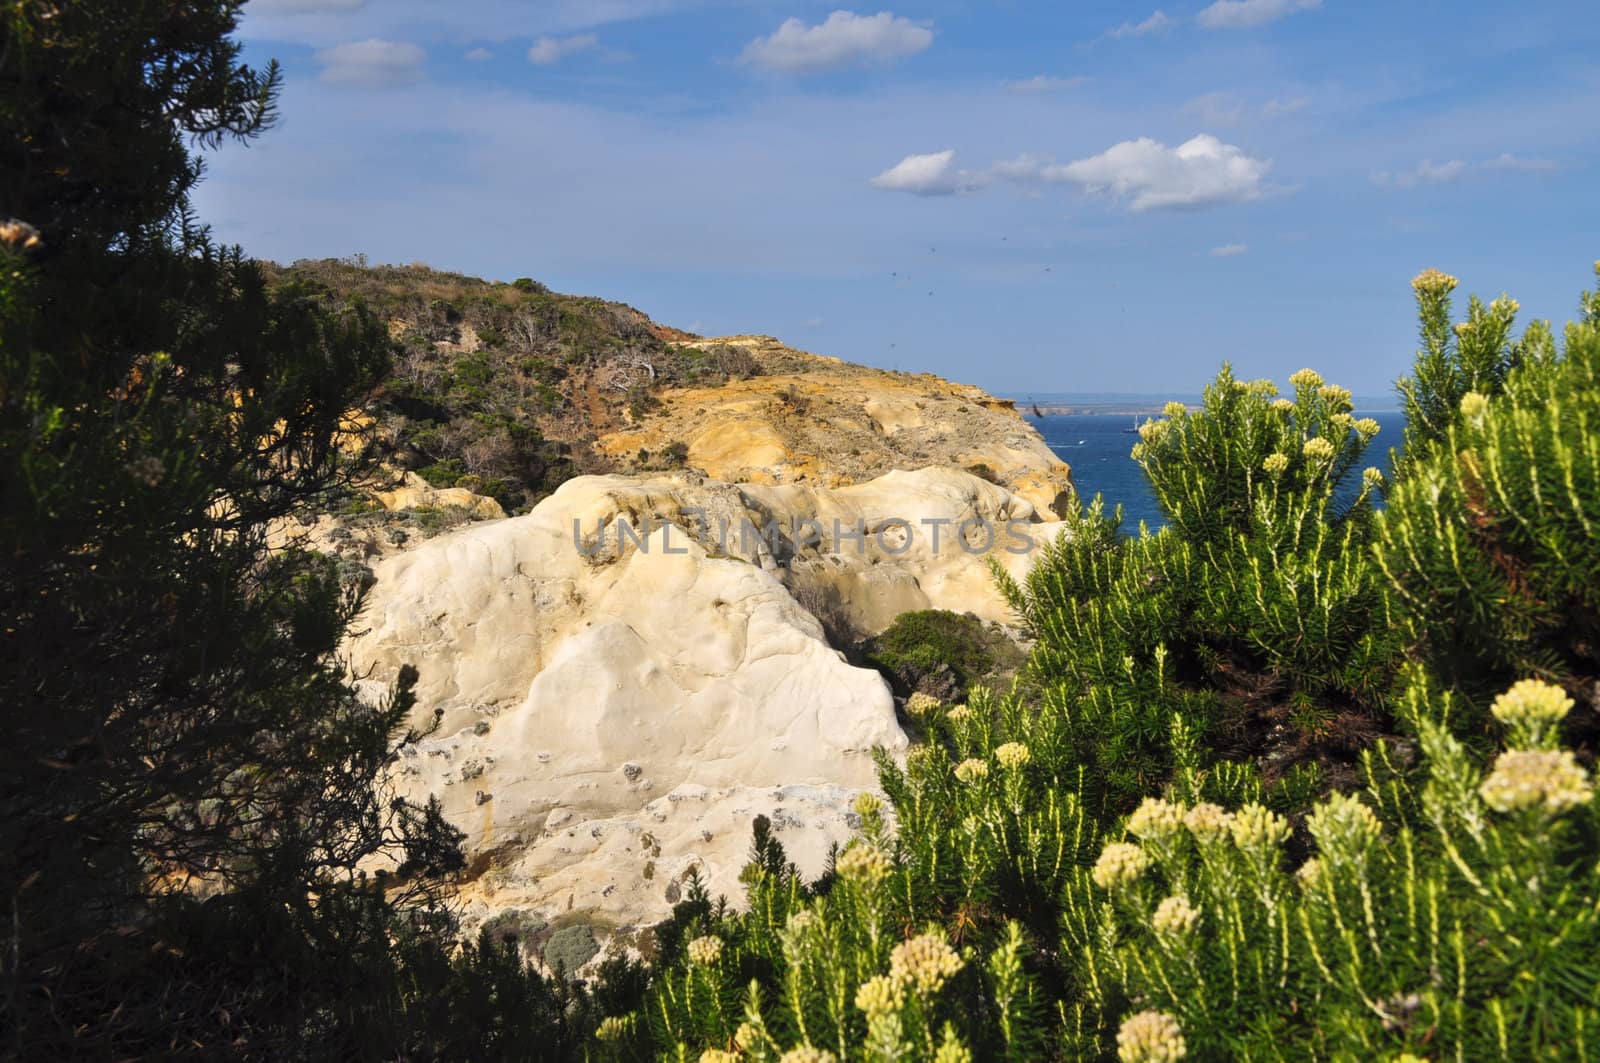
[1378,264,1600,730]
[863,609,1015,700]
[0,4,580,1056]
[995,367,1401,806]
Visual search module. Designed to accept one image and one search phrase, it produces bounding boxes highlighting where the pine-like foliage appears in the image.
[1378,265,1600,727]
[993,366,1400,805]
[1078,676,1600,1062]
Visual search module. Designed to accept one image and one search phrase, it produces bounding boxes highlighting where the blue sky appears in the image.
[195,0,1600,395]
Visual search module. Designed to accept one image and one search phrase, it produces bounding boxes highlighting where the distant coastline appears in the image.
[1001,392,1402,417]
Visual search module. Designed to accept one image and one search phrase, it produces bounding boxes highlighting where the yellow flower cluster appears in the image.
[1460,391,1489,424]
[1126,797,1186,843]
[1183,802,1234,843]
[596,1015,634,1042]
[854,974,905,1018]
[906,692,941,716]
[1152,895,1200,938]
[1362,467,1385,490]
[687,934,724,966]
[1271,397,1295,414]
[836,844,893,887]
[1306,791,1380,852]
[1163,401,1188,418]
[1230,803,1290,853]
[934,1033,974,1063]
[1116,1009,1187,1063]
[700,1051,740,1063]
[1138,419,1171,443]
[1092,842,1149,890]
[1262,452,1290,475]
[1480,750,1591,814]
[889,932,964,995]
[948,702,969,719]
[735,1023,761,1049]
[1319,384,1354,409]
[1302,437,1336,462]
[954,757,990,783]
[779,1048,838,1063]
[853,791,883,818]
[786,909,817,935]
[1491,295,1521,316]
[1295,857,1323,887]
[1491,678,1573,728]
[994,742,1031,770]
[1288,368,1324,390]
[1411,268,1459,295]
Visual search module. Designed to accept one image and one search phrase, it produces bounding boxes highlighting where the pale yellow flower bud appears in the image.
[687,934,724,966]
[734,1023,761,1050]
[934,1031,973,1063]
[1163,401,1188,418]
[1306,792,1380,854]
[1460,391,1489,424]
[1116,1009,1187,1063]
[1138,419,1170,443]
[954,758,990,784]
[1092,842,1149,890]
[906,692,940,716]
[1126,797,1186,844]
[1152,894,1200,938]
[946,704,972,723]
[1302,437,1336,462]
[1480,750,1591,814]
[1262,452,1289,475]
[1183,802,1234,843]
[994,742,1031,770]
[852,791,884,818]
[855,974,906,1018]
[1491,678,1574,728]
[889,932,964,995]
[1356,418,1381,438]
[1288,368,1324,390]
[1230,803,1290,853]
[1271,398,1295,414]
[1411,268,1459,295]
[1362,467,1385,491]
[779,1048,838,1063]
[836,844,892,887]
[1319,384,1353,409]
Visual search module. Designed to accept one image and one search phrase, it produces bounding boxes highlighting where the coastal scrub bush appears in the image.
[863,609,1015,700]
[994,364,1400,806]
[1378,265,1600,730]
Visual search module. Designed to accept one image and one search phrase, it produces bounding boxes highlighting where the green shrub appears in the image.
[1378,264,1600,727]
[995,365,1400,806]
[863,609,1011,701]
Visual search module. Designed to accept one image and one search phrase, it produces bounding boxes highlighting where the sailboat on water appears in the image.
[1122,413,1140,434]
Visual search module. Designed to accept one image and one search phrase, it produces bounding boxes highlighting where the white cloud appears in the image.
[1210,243,1249,257]
[529,34,599,65]
[1005,75,1088,94]
[464,47,494,62]
[1197,0,1319,29]
[1052,134,1271,211]
[252,0,365,12]
[1108,11,1173,38]
[741,11,933,74]
[869,150,989,195]
[315,39,426,86]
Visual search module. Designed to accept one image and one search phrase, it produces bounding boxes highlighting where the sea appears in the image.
[1011,395,1407,530]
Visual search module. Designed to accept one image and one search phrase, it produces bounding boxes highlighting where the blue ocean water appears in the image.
[1025,410,1408,531]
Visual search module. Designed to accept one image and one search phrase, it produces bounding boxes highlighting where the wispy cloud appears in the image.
[464,47,493,62]
[869,150,990,195]
[1005,75,1089,94]
[1372,153,1556,188]
[1184,92,1245,127]
[1210,243,1249,257]
[741,11,933,74]
[1108,10,1173,38]
[1261,95,1310,117]
[529,34,598,65]
[1197,0,1320,29]
[315,39,425,86]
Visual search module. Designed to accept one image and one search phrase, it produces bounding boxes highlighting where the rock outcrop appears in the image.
[345,468,1053,948]
[601,335,1075,518]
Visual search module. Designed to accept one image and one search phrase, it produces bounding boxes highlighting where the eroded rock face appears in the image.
[598,334,1074,517]
[345,468,1053,945]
